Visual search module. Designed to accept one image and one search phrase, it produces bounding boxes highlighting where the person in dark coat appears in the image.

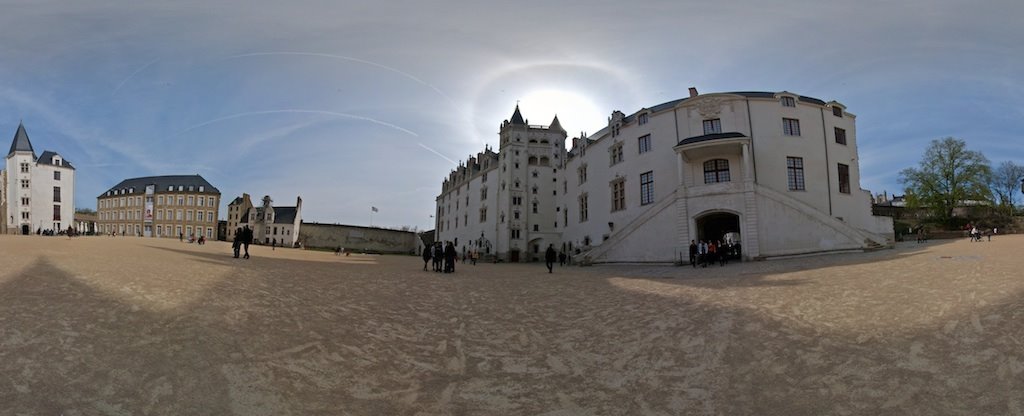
[545,244,557,273]
[689,240,698,268]
[422,245,432,271]
[558,250,567,266]
[444,241,456,273]
[232,227,242,258]
[242,225,253,259]
[433,242,444,272]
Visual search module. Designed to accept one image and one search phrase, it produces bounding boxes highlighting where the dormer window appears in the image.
[199,186,205,192]
[168,185,173,191]
[178,185,184,191]
[781,96,796,107]
[833,106,843,117]
[638,113,648,125]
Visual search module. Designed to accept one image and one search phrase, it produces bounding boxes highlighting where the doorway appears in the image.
[696,212,741,244]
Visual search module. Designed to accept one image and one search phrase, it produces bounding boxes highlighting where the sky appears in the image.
[1,0,1022,230]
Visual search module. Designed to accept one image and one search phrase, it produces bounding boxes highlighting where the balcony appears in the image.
[674,132,750,162]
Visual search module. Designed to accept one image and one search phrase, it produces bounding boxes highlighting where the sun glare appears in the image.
[518,89,606,139]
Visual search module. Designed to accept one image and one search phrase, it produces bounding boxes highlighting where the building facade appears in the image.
[96,175,220,239]
[1,123,76,234]
[226,193,302,247]
[435,90,894,263]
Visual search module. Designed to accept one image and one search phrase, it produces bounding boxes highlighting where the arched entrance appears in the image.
[696,212,740,244]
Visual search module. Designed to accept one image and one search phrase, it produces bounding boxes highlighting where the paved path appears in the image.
[0,235,1021,415]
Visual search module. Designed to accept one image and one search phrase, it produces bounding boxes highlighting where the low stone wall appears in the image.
[298,222,418,255]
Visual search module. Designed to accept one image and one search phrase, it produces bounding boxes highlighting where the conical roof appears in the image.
[8,122,36,157]
[509,105,526,125]
[549,115,565,132]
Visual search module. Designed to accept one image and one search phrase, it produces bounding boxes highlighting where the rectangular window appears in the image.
[833,106,843,117]
[207,228,213,238]
[481,188,487,200]
[207,211,213,222]
[20,163,29,173]
[578,165,588,184]
[21,197,29,205]
[609,144,624,165]
[187,196,194,206]
[157,225,162,236]
[53,186,61,202]
[20,179,29,189]
[186,210,194,221]
[638,113,648,125]
[198,197,205,207]
[53,205,61,221]
[783,118,801,136]
[787,157,806,191]
[480,207,487,222]
[197,211,204,222]
[611,179,626,211]
[157,210,163,220]
[781,96,796,107]
[834,127,847,145]
[208,197,215,207]
[640,171,654,205]
[54,171,61,180]
[158,195,164,205]
[638,134,651,154]
[176,210,183,221]
[579,194,589,222]
[838,163,851,194]
[703,118,722,135]
[177,196,184,205]
[21,212,29,220]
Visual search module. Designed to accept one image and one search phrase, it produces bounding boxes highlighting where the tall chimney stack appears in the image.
[688,87,699,98]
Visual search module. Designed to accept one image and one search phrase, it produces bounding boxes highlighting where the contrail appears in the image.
[112,58,159,96]
[418,143,458,165]
[177,110,419,137]
[225,52,459,109]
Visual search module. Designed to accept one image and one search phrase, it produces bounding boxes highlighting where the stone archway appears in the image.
[695,212,740,244]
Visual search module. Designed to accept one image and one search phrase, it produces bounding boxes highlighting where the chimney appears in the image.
[688,87,699,98]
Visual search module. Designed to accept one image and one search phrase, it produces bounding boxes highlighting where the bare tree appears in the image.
[989,161,1024,214]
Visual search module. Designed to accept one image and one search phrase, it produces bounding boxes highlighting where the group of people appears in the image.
[966,224,996,242]
[423,241,459,273]
[232,225,253,259]
[688,239,740,268]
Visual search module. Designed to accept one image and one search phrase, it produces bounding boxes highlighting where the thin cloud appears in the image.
[111,58,159,96]
[177,110,419,137]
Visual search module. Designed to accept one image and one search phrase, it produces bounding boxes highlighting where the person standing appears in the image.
[242,225,253,259]
[422,245,432,271]
[558,250,567,266]
[689,240,698,268]
[433,242,444,272]
[444,241,456,273]
[545,244,557,273]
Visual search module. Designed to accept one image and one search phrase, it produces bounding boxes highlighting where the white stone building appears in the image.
[226,193,302,247]
[1,123,76,234]
[435,89,894,263]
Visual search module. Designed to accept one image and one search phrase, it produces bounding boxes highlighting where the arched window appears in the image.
[703,159,731,184]
[528,156,538,165]
[539,157,550,166]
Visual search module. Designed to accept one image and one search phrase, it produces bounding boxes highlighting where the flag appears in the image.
[371,206,378,213]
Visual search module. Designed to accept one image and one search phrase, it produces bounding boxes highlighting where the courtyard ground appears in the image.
[0,234,1022,415]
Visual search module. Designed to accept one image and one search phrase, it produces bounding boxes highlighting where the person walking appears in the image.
[545,244,557,273]
[232,227,242,258]
[433,242,444,272]
[422,244,432,271]
[271,239,276,250]
[242,225,253,259]
[558,250,567,266]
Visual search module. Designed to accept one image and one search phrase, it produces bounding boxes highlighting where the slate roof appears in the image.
[38,151,74,170]
[624,91,830,124]
[273,206,298,224]
[99,175,220,198]
[228,196,244,205]
[677,132,747,146]
[8,123,36,157]
[509,105,526,125]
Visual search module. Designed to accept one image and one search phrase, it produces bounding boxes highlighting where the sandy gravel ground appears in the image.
[0,234,1022,415]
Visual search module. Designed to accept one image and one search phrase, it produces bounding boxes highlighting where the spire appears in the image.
[549,115,565,132]
[8,121,36,158]
[510,105,526,125]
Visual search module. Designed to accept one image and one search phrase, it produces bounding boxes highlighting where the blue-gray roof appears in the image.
[99,175,220,198]
[8,123,36,157]
[273,206,298,224]
[625,91,830,124]
[38,151,74,170]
